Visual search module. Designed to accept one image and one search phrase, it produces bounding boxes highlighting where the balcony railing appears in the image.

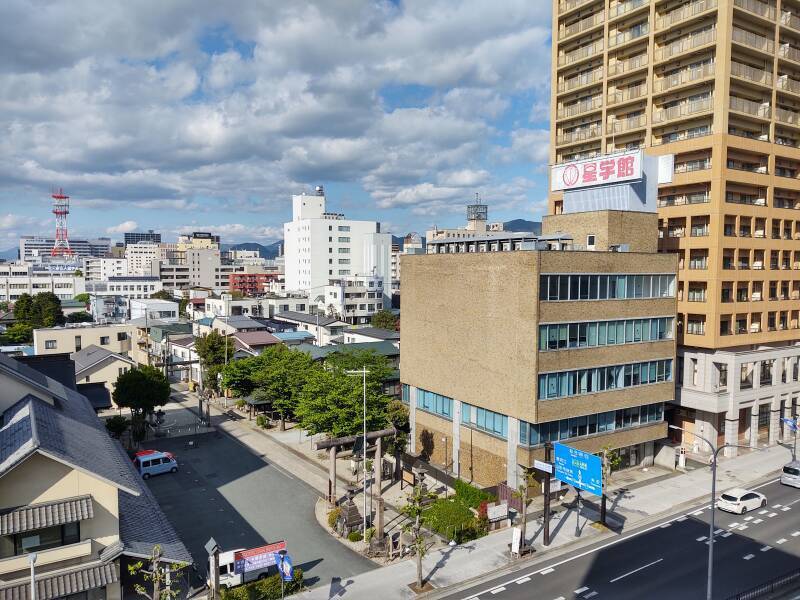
[656,0,718,30]
[609,23,650,48]
[607,83,647,105]
[654,62,715,92]
[652,97,713,124]
[732,27,775,53]
[655,28,716,61]
[610,0,648,19]
[782,10,800,32]
[558,68,604,93]
[657,193,711,206]
[729,96,771,119]
[559,0,597,14]
[778,74,800,95]
[558,40,604,67]
[674,158,711,173]
[779,43,800,64]
[609,114,647,133]
[776,106,800,126]
[557,125,602,145]
[734,0,777,20]
[608,53,648,76]
[559,11,605,40]
[558,96,603,119]
[731,61,773,86]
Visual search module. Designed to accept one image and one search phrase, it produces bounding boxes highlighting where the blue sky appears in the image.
[0,1,553,248]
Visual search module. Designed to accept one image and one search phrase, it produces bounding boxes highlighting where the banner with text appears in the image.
[551,149,643,192]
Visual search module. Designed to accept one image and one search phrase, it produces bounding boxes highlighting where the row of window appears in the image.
[538,359,673,400]
[416,387,453,419]
[519,403,664,447]
[540,274,675,302]
[462,403,508,439]
[539,317,673,351]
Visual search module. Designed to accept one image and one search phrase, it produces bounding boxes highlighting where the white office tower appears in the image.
[284,186,392,292]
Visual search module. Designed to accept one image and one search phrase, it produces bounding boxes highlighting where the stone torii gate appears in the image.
[314,427,398,542]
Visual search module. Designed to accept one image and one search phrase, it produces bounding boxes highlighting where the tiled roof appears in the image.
[234,331,281,347]
[72,345,134,376]
[0,561,118,600]
[345,327,400,340]
[272,331,315,341]
[296,340,400,360]
[214,315,266,330]
[0,495,93,535]
[275,311,344,327]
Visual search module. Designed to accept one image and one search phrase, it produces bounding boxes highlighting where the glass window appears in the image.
[559,275,569,300]
[599,276,608,299]
[579,275,590,300]
[589,276,599,299]
[569,275,580,300]
[588,322,598,346]
[598,321,607,345]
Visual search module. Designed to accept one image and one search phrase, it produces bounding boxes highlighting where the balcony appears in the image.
[0,540,93,576]
[559,11,605,40]
[559,40,604,67]
[654,62,715,92]
[652,97,713,124]
[608,53,648,76]
[734,0,777,21]
[559,0,598,14]
[610,0,648,19]
[557,125,602,145]
[655,28,716,62]
[731,61,773,86]
[657,192,711,206]
[558,68,604,93]
[729,96,771,119]
[607,83,647,105]
[656,0,718,31]
[779,43,800,64]
[609,23,650,48]
[609,114,647,133]
[778,74,800,96]
[782,11,800,32]
[558,96,603,119]
[732,27,775,54]
[776,106,800,126]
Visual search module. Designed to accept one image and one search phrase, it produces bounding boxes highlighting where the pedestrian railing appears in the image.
[726,566,800,600]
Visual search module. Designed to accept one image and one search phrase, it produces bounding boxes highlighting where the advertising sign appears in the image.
[551,149,642,192]
[233,541,287,574]
[553,443,603,496]
[511,527,522,555]
[275,553,294,582]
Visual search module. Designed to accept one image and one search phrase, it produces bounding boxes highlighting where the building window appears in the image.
[44,340,57,349]
[338,237,350,243]
[539,274,675,301]
[538,359,673,400]
[338,226,350,232]
[117,332,128,341]
[462,403,508,438]
[539,317,673,351]
[100,336,110,345]
[401,384,410,404]
[586,234,596,248]
[416,388,453,420]
[12,522,80,556]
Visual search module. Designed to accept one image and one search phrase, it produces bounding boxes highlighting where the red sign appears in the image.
[551,149,642,192]
[235,541,286,561]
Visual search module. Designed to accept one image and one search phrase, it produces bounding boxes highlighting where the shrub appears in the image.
[105,415,130,439]
[364,526,375,544]
[327,507,341,529]
[256,415,267,428]
[235,399,247,410]
[220,568,303,600]
[453,479,496,509]
[347,531,363,542]
[424,498,481,543]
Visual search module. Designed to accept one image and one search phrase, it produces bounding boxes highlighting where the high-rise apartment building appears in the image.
[125,241,161,275]
[550,0,800,455]
[20,236,111,260]
[124,229,162,245]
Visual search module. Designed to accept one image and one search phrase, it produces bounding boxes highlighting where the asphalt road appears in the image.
[142,431,375,590]
[445,479,800,600]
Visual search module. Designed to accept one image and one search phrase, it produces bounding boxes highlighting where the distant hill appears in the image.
[223,241,282,259]
[0,248,18,261]
[504,219,542,234]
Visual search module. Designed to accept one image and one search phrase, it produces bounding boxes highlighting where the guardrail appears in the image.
[725,566,800,600]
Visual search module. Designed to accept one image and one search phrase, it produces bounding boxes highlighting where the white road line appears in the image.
[777,538,788,545]
[585,592,598,599]
[660,523,671,528]
[743,554,755,560]
[753,519,764,524]
[693,510,704,516]
[792,531,800,537]
[490,587,506,594]
[774,504,783,508]
[768,512,778,518]
[744,516,754,521]
[676,516,687,522]
[609,558,664,584]
[574,587,590,594]
[540,568,554,575]
[730,522,741,527]
[782,506,791,512]
[552,597,565,600]
[721,532,733,538]
[696,536,707,542]
[714,528,724,534]
[739,525,749,530]
[761,546,772,552]
[759,509,768,515]
[515,577,531,584]
[787,498,800,507]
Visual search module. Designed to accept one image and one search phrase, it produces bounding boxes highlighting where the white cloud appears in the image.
[106,220,139,234]
[0,214,36,230]
[172,223,283,242]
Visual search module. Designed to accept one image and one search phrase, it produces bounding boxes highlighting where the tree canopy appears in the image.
[195,331,233,392]
[371,309,398,331]
[13,292,65,329]
[149,290,174,301]
[74,293,90,304]
[113,366,171,415]
[323,348,392,393]
[66,311,93,323]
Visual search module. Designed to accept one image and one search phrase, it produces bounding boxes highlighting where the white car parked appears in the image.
[717,488,767,514]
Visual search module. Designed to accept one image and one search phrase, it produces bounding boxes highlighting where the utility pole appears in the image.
[543,442,552,546]
[600,448,608,526]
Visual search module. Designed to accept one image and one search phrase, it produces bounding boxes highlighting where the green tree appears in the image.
[323,348,393,391]
[194,331,233,393]
[4,323,33,343]
[113,366,171,440]
[0,301,9,313]
[296,368,390,438]
[229,290,245,300]
[371,309,398,331]
[252,345,316,430]
[221,355,263,397]
[13,293,33,322]
[128,545,188,600]
[178,297,188,317]
[32,292,66,327]
[73,269,83,277]
[149,290,174,301]
[67,311,93,323]
[105,415,130,439]
[402,482,438,590]
[74,293,90,304]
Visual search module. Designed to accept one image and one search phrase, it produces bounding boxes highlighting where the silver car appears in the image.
[717,487,767,514]
[781,461,800,489]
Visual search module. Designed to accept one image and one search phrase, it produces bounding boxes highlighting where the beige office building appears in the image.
[551,0,800,454]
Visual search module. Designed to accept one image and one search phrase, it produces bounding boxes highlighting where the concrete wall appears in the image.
[542,210,660,252]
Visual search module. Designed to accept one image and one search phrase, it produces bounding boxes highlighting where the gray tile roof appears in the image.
[0,560,118,600]
[345,326,400,340]
[214,315,266,330]
[72,345,134,376]
[0,495,93,535]
[275,311,344,327]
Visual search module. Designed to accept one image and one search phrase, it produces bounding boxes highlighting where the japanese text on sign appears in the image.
[551,149,642,192]
[553,443,603,496]
[233,541,287,574]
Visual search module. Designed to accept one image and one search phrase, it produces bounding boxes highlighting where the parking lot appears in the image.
[143,430,375,591]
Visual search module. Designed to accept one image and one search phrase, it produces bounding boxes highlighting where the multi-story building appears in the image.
[124,229,161,245]
[85,276,163,301]
[229,271,279,296]
[0,263,85,301]
[20,236,111,260]
[283,185,392,291]
[550,0,800,455]
[128,298,180,323]
[83,257,128,281]
[156,248,242,292]
[33,322,136,356]
[390,233,425,296]
[125,241,161,275]
[177,231,220,250]
[322,274,386,324]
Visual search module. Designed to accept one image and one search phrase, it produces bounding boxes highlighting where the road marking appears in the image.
[540,568,554,575]
[585,592,598,599]
[515,577,531,584]
[714,528,724,534]
[744,516,753,521]
[552,597,565,600]
[490,587,506,594]
[721,532,733,538]
[693,510,704,516]
[787,498,800,507]
[609,558,664,584]
[753,519,764,524]
[676,516,687,522]
[696,536,707,542]
[759,509,768,515]
[774,504,783,508]
[761,546,772,552]
[575,587,590,594]
[792,531,800,537]
[777,538,788,545]
[743,554,755,560]
[660,522,671,528]
[730,522,741,527]
[782,506,791,512]
[739,525,749,530]
[768,512,777,518]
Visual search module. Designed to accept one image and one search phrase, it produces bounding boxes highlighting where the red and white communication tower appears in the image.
[50,188,74,257]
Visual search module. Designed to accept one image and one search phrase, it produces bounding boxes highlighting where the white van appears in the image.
[781,461,800,488]
[134,450,178,479]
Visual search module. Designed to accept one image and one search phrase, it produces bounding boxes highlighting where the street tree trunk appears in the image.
[415,513,422,589]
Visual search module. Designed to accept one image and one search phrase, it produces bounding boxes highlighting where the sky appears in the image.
[0,1,553,249]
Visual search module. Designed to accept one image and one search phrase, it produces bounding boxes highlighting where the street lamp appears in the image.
[346,367,369,536]
[668,424,758,600]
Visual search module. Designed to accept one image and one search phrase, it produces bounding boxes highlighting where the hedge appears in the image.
[423,498,481,544]
[220,568,303,600]
[452,479,496,509]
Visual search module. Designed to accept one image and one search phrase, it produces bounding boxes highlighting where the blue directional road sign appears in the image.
[553,443,603,496]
